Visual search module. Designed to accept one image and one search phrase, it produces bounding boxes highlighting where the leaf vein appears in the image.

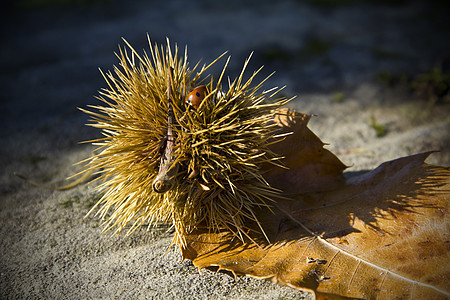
[348,260,361,293]
[276,204,450,297]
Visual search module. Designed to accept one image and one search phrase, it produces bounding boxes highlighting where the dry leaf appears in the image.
[181,109,450,299]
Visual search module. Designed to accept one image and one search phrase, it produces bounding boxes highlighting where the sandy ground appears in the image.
[1,1,449,299]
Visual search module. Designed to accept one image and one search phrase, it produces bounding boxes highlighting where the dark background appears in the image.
[1,0,449,138]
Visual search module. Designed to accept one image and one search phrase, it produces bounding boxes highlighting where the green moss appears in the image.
[84,193,103,208]
[374,71,392,86]
[59,196,80,208]
[409,67,450,104]
[332,91,345,103]
[374,71,408,87]
[375,66,450,104]
[370,115,387,138]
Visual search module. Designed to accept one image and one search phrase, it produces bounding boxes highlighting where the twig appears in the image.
[152,67,179,193]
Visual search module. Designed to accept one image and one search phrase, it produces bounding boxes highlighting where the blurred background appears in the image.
[1,0,449,138]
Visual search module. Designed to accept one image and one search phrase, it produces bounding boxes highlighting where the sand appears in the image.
[1,1,449,299]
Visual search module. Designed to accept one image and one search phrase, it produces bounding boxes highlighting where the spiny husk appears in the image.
[82,37,290,246]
